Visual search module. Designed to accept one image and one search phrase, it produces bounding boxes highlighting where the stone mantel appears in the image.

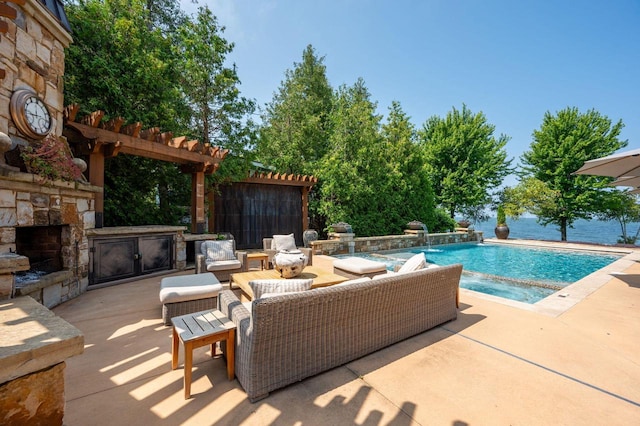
[0,296,83,384]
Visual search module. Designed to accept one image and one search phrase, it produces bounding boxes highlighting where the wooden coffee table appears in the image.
[229,266,349,300]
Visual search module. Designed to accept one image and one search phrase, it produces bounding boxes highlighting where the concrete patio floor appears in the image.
[54,247,640,425]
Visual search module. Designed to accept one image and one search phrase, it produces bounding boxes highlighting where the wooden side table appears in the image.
[171,309,236,399]
[247,252,269,270]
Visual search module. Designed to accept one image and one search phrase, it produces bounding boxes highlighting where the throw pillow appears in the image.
[272,233,297,252]
[204,240,236,261]
[249,278,313,299]
[398,253,426,274]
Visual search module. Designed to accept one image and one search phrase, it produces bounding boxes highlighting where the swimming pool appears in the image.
[337,243,622,304]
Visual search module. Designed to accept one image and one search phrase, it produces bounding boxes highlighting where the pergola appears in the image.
[62,105,227,233]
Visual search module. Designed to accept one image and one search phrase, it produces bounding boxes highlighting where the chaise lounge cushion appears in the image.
[249,278,313,299]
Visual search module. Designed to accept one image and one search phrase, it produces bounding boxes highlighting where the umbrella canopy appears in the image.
[574,148,640,178]
[609,176,640,188]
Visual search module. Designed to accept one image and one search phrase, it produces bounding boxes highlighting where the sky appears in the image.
[180,0,640,186]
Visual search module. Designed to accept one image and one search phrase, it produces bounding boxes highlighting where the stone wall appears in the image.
[1,0,72,140]
[311,229,484,256]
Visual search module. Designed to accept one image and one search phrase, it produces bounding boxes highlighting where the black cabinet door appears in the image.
[140,235,173,274]
[91,237,138,285]
[90,234,174,286]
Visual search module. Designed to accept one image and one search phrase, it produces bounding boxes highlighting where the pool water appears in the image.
[338,243,621,304]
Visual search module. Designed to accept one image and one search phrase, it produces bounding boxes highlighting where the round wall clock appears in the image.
[10,89,53,140]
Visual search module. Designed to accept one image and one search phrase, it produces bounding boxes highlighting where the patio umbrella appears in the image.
[609,176,640,188]
[574,148,640,178]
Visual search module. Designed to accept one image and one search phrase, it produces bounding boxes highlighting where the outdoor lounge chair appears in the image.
[195,239,248,281]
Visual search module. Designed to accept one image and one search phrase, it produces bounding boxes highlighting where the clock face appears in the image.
[24,96,52,136]
[10,89,53,140]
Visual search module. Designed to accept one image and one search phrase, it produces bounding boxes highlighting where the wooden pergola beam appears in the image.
[66,121,221,170]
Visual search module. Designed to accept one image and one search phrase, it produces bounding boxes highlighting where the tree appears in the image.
[418,104,512,219]
[65,0,255,226]
[317,84,442,236]
[176,6,258,186]
[519,107,626,240]
[595,191,640,244]
[65,0,192,226]
[317,79,385,235]
[177,7,255,148]
[257,45,334,175]
[379,101,438,232]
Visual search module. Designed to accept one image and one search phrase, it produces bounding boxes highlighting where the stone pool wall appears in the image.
[311,229,483,256]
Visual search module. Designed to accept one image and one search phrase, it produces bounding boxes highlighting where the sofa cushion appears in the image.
[206,259,242,271]
[332,277,371,287]
[272,234,297,252]
[398,253,426,273]
[333,257,386,274]
[249,278,313,299]
[203,240,236,261]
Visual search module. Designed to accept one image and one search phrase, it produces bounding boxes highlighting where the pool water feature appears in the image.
[337,243,622,304]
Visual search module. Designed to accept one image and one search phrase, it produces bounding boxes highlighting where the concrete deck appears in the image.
[54,249,640,425]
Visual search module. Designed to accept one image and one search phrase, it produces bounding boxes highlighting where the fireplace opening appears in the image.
[15,225,65,285]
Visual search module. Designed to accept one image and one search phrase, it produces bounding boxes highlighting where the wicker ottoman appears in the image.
[160,273,223,325]
[333,257,387,279]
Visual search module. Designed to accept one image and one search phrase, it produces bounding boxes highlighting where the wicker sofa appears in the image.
[218,263,463,402]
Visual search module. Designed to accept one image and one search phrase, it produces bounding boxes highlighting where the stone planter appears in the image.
[407,220,425,230]
[330,222,352,233]
[457,219,471,228]
[494,225,510,239]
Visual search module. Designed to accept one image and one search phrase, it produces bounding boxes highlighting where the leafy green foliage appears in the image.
[418,104,512,219]
[316,86,441,235]
[258,45,334,175]
[519,107,627,240]
[496,205,506,226]
[65,0,256,227]
[595,191,640,244]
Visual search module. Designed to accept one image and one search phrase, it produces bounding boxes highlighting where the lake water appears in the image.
[472,217,640,246]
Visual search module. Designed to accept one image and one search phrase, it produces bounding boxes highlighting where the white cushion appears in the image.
[249,278,313,299]
[159,273,222,303]
[203,240,236,261]
[398,253,426,274]
[272,233,297,252]
[205,259,241,271]
[332,277,371,287]
[373,271,396,279]
[333,257,386,274]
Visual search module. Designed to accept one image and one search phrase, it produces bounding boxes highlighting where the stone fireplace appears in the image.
[0,171,99,307]
[16,224,65,275]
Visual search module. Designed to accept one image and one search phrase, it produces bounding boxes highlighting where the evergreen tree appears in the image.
[257,45,333,175]
[379,101,438,232]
